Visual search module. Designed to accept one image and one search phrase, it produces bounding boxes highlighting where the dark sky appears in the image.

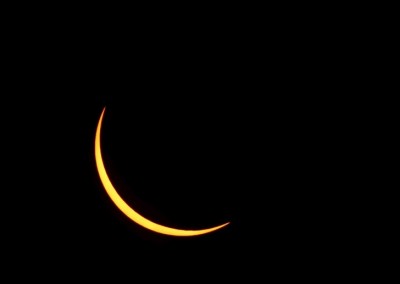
[6,90,332,278]
[4,92,261,276]
[3,41,340,279]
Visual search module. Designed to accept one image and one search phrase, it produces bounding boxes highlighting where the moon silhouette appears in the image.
[95,107,230,236]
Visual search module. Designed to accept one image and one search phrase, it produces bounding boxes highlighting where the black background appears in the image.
[6,81,327,279]
[2,20,343,279]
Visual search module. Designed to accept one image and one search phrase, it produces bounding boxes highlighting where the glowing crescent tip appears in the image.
[94,107,230,236]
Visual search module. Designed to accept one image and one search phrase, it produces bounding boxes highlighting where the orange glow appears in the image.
[95,107,230,236]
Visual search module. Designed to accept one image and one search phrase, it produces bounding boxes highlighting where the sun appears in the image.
[95,107,230,236]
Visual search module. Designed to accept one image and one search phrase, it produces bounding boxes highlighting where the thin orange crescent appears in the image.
[95,107,230,236]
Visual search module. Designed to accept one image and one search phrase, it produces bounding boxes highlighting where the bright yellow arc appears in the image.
[95,107,230,236]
